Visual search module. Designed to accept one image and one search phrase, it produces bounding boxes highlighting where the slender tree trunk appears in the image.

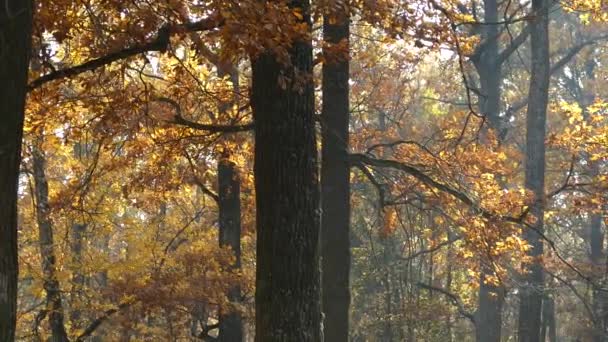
[69,144,89,333]
[376,110,396,341]
[70,223,87,332]
[381,238,394,342]
[446,237,454,342]
[218,157,244,342]
[518,0,550,340]
[250,0,322,340]
[321,4,351,342]
[32,142,70,342]
[590,210,607,342]
[0,2,33,340]
[541,294,556,342]
[578,57,608,342]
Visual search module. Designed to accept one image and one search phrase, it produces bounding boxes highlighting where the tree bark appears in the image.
[476,267,505,342]
[70,223,87,332]
[474,0,507,340]
[518,0,550,340]
[250,0,321,340]
[541,294,557,342]
[377,110,396,341]
[0,2,33,340]
[32,142,70,342]
[590,210,607,342]
[476,0,504,136]
[321,4,351,342]
[218,158,244,342]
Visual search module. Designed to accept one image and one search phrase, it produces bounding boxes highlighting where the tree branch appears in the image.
[496,24,531,64]
[349,153,528,224]
[402,235,462,261]
[75,301,133,342]
[172,115,254,133]
[506,35,608,118]
[28,15,223,91]
[417,282,476,324]
[153,97,254,133]
[196,323,219,340]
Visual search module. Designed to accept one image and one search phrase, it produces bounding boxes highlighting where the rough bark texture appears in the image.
[218,158,244,342]
[33,144,70,342]
[321,7,351,342]
[250,0,321,340]
[0,2,33,340]
[518,0,550,340]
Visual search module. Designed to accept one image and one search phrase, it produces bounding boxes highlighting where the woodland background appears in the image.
[0,0,607,341]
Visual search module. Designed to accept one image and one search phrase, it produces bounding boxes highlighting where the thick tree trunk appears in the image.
[217,158,244,342]
[474,1,507,340]
[0,2,33,340]
[250,0,321,340]
[517,0,550,340]
[476,267,505,342]
[476,0,503,134]
[321,5,351,342]
[32,143,70,342]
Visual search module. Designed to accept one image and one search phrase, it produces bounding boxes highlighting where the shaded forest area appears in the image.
[1,0,607,341]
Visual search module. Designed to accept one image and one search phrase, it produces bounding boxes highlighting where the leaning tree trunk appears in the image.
[0,2,33,340]
[321,4,351,342]
[32,142,70,342]
[217,157,244,342]
[518,0,550,341]
[250,0,322,339]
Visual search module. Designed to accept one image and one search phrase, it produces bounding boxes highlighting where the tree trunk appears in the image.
[250,0,322,340]
[476,267,505,342]
[377,110,396,341]
[32,142,70,342]
[0,2,33,340]
[590,210,607,342]
[541,294,556,342]
[70,223,87,332]
[321,5,351,342]
[474,0,506,337]
[218,158,244,342]
[518,0,550,340]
